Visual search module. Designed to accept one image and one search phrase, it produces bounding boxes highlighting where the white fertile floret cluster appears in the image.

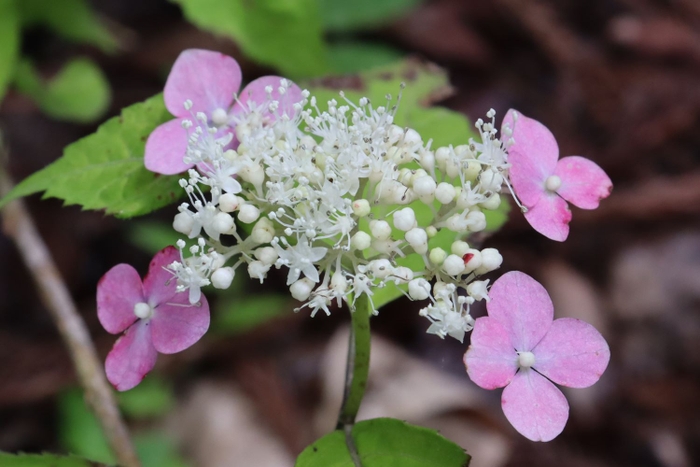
[167,80,511,342]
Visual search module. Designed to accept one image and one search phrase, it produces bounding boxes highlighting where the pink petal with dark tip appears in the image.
[164,49,241,116]
[464,317,518,389]
[487,271,554,351]
[144,119,192,175]
[142,246,181,305]
[523,192,572,242]
[501,369,569,442]
[554,156,613,210]
[502,109,559,207]
[151,292,210,354]
[233,76,304,120]
[105,320,158,391]
[533,318,611,388]
[97,264,144,334]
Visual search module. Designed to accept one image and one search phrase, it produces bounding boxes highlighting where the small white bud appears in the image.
[466,209,487,232]
[370,259,393,279]
[403,128,422,146]
[426,225,438,238]
[393,207,417,231]
[405,228,428,254]
[211,267,235,289]
[451,241,470,256]
[429,247,447,265]
[408,278,431,300]
[254,246,278,265]
[443,254,466,276]
[351,231,372,251]
[462,249,482,272]
[251,217,275,244]
[290,278,315,301]
[212,212,234,234]
[480,193,501,210]
[352,199,371,217]
[248,260,270,282]
[331,273,348,293]
[173,212,194,236]
[475,248,503,275]
[219,193,242,212]
[419,150,435,173]
[392,266,413,283]
[467,280,490,301]
[434,147,450,172]
[238,204,260,224]
[435,182,456,204]
[412,175,436,197]
[446,214,469,232]
[463,161,481,182]
[369,220,392,240]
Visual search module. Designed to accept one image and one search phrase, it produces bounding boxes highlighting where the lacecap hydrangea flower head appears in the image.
[98,48,613,441]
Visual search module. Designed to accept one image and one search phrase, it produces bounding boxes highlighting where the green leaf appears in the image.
[117,377,176,418]
[0,452,110,467]
[296,418,469,467]
[17,0,118,53]
[0,0,20,101]
[173,0,329,78]
[319,0,422,32]
[14,58,111,123]
[329,42,404,74]
[127,221,187,255]
[0,93,183,218]
[214,294,290,334]
[58,389,115,464]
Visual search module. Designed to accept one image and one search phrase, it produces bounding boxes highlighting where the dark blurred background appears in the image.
[1,0,699,466]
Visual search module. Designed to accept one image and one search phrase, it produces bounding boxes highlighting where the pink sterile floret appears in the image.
[501,109,612,242]
[97,246,210,391]
[463,271,610,441]
[144,48,303,175]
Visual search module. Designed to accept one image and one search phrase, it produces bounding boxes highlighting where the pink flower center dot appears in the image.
[545,175,562,192]
[211,108,228,126]
[133,302,153,320]
[517,351,536,369]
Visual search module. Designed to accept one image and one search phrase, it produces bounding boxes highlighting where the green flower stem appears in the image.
[337,294,372,465]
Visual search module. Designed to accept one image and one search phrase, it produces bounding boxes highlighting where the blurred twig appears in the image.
[0,142,140,467]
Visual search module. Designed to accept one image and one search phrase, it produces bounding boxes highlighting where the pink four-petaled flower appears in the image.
[502,109,612,241]
[97,246,210,391]
[144,48,302,175]
[464,271,610,441]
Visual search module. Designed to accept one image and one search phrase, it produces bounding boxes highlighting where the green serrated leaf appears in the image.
[0,93,182,218]
[17,0,118,53]
[329,42,404,74]
[0,0,20,101]
[296,417,469,467]
[214,294,290,334]
[173,0,329,78]
[0,452,110,467]
[14,58,111,123]
[319,0,422,32]
[58,389,115,464]
[117,377,176,418]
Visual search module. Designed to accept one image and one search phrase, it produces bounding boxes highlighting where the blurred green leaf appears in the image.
[214,294,290,334]
[58,389,115,464]
[329,42,404,74]
[0,93,182,218]
[118,377,176,418]
[17,0,118,53]
[296,417,469,466]
[0,452,110,467]
[173,0,329,78]
[128,221,186,255]
[134,433,189,467]
[404,105,475,147]
[0,0,20,101]
[319,0,421,32]
[14,58,111,123]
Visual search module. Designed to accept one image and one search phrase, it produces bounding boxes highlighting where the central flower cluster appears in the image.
[166,78,511,343]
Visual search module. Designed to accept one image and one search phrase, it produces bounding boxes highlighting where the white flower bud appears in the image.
[331,273,348,294]
[173,212,194,236]
[251,217,275,244]
[211,267,235,289]
[480,193,501,210]
[370,220,392,240]
[462,249,482,272]
[412,175,436,198]
[408,278,431,300]
[290,278,315,301]
[352,199,371,217]
[370,259,393,279]
[426,225,438,237]
[475,248,503,275]
[463,161,481,182]
[419,150,435,173]
[429,247,447,265]
[238,204,260,224]
[451,241,470,256]
[479,169,503,191]
[212,212,234,234]
[392,266,413,283]
[467,280,490,302]
[435,182,456,204]
[351,231,372,251]
[446,214,469,232]
[466,209,487,232]
[405,228,428,254]
[241,163,264,189]
[248,260,270,282]
[254,246,278,265]
[393,207,417,231]
[387,124,404,144]
[443,254,466,276]
[434,147,450,172]
[219,193,242,212]
[403,128,422,146]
